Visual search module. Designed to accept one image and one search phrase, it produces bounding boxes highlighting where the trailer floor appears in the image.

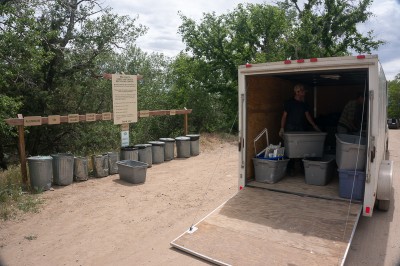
[171,187,361,266]
[247,173,355,202]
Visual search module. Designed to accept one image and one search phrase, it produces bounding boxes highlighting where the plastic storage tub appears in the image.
[338,169,365,200]
[252,157,289,184]
[284,132,327,158]
[335,134,366,170]
[302,155,335,186]
[117,160,148,184]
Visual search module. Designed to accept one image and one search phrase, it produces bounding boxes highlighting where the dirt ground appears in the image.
[1,132,399,266]
[0,135,238,266]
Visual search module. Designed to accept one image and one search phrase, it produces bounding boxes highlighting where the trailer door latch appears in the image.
[370,146,376,163]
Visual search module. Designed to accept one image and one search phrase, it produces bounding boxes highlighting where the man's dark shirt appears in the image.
[284,98,309,131]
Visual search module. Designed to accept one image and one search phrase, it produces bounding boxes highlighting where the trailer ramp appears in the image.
[171,187,361,266]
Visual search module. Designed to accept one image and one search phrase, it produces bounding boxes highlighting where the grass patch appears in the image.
[0,165,43,221]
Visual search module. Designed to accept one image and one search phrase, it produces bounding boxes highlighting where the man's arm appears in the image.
[305,112,321,131]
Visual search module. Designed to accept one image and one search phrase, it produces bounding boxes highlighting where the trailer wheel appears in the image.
[378,199,390,211]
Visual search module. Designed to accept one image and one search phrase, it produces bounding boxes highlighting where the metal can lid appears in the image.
[186,134,200,141]
[134,143,152,149]
[148,141,165,146]
[27,155,53,161]
[159,138,175,142]
[175,136,190,141]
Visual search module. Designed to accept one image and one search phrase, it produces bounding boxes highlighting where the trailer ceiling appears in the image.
[261,69,368,87]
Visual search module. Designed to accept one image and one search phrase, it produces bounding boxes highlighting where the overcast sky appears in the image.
[104,0,400,80]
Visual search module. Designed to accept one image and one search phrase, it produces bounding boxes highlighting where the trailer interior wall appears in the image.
[245,75,365,181]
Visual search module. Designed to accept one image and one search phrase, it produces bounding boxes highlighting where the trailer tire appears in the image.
[378,199,390,211]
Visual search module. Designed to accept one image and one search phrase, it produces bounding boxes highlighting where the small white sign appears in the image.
[121,131,129,147]
[140,110,150,117]
[24,116,42,126]
[86,113,96,122]
[68,114,80,123]
[102,112,112,120]
[48,115,60,125]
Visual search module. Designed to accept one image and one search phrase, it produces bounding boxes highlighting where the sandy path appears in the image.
[0,140,238,266]
[1,131,399,266]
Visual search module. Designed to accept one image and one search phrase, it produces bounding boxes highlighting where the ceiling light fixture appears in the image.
[320,74,341,80]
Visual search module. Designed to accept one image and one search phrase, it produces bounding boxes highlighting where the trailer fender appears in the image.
[377,160,393,201]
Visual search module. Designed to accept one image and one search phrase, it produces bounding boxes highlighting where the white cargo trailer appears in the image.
[171,55,393,265]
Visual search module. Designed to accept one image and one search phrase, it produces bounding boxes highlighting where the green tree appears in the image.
[169,53,230,133]
[178,4,290,131]
[0,95,22,169]
[0,0,147,155]
[388,74,400,119]
[177,1,384,132]
[278,0,384,59]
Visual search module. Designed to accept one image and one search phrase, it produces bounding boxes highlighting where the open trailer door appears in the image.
[171,187,361,266]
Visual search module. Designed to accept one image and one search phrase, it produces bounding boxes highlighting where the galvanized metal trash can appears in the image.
[107,152,120,175]
[27,156,53,192]
[51,153,74,186]
[134,144,153,167]
[186,134,200,156]
[120,146,139,161]
[175,136,191,158]
[92,154,109,177]
[74,156,89,181]
[148,141,165,164]
[159,138,175,161]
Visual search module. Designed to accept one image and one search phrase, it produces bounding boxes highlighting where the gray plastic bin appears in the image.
[175,136,191,158]
[74,157,89,181]
[117,160,148,184]
[134,144,153,167]
[186,134,200,156]
[148,141,165,164]
[27,156,53,191]
[159,138,175,161]
[107,152,120,174]
[51,153,74,186]
[252,158,289,184]
[92,154,109,177]
[284,132,327,158]
[335,134,366,170]
[120,146,139,161]
[302,155,335,186]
